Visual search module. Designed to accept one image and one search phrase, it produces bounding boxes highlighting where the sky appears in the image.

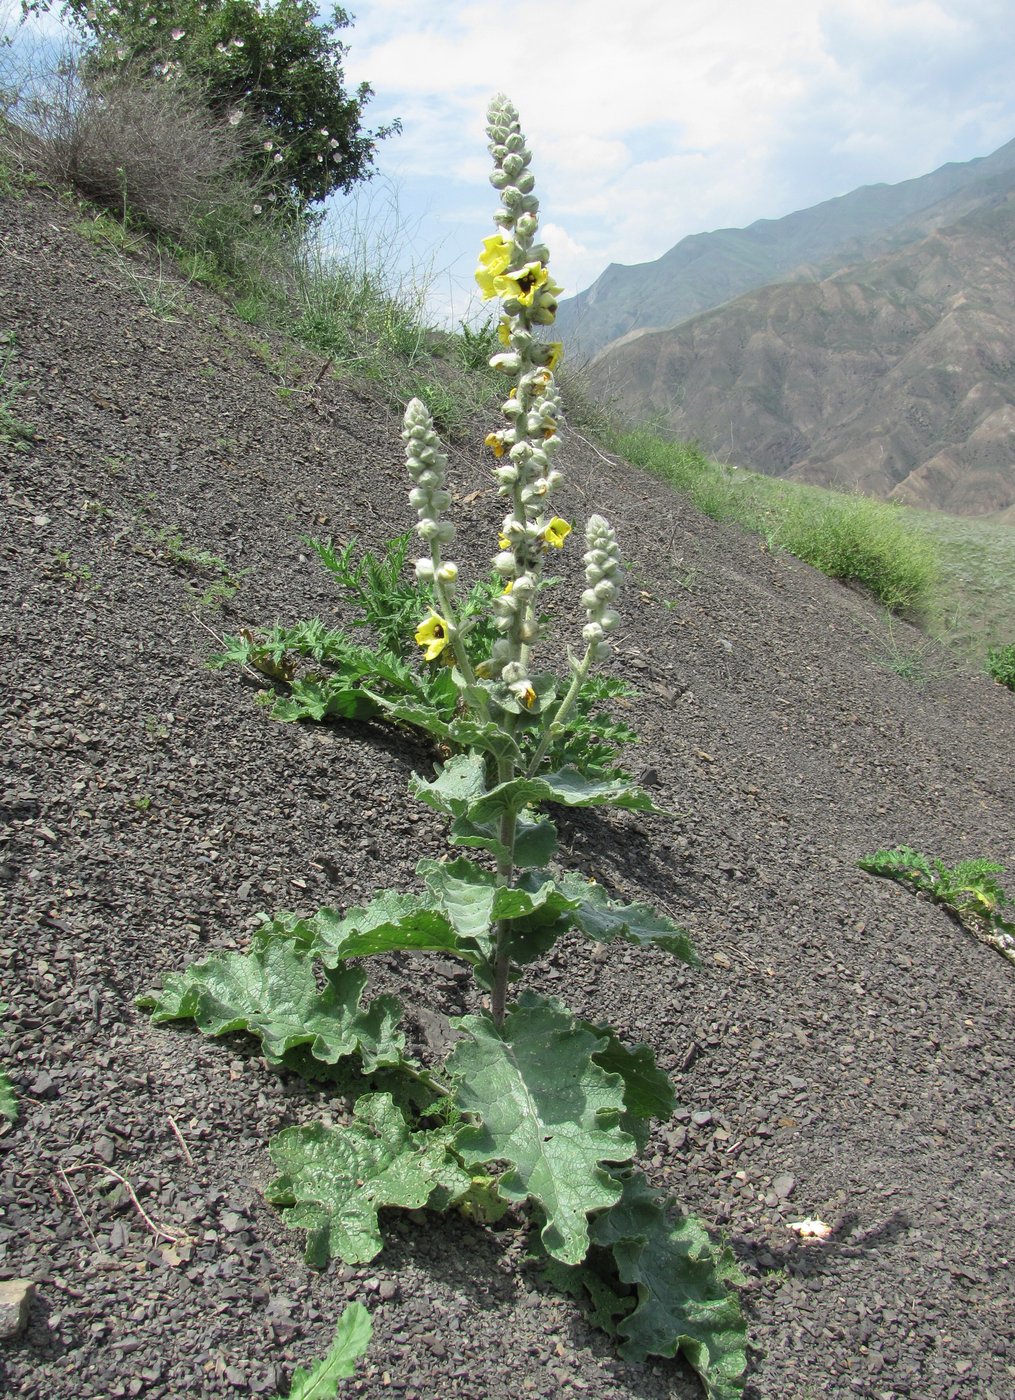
[6,0,1015,325]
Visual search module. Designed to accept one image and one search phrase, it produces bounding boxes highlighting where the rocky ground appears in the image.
[1,187,1013,1399]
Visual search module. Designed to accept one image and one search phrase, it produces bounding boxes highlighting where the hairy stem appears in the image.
[524,643,595,778]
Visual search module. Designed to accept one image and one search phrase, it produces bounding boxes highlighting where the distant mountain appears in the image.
[557,138,1015,361]
[586,191,1015,517]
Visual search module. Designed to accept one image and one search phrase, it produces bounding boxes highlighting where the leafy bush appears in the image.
[36,0,398,218]
[10,54,265,248]
[986,642,1015,690]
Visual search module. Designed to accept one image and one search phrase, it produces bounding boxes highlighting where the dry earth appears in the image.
[2,188,1014,1400]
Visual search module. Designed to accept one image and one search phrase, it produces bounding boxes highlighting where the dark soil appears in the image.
[2,187,1014,1400]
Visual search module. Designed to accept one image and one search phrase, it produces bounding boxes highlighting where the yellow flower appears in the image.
[498,318,512,346]
[494,261,551,307]
[414,612,451,661]
[544,342,563,371]
[498,532,511,550]
[542,517,571,548]
[485,431,507,459]
[475,235,513,299]
[520,685,537,707]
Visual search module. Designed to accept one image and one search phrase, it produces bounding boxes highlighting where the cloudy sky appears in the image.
[7,0,1015,324]
[334,0,1015,322]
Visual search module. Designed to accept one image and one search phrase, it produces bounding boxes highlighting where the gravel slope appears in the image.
[2,188,1014,1400]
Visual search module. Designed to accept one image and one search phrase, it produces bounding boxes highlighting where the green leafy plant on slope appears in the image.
[273,1302,371,1400]
[145,97,747,1398]
[0,1002,17,1124]
[213,531,638,781]
[30,0,398,220]
[859,847,1015,964]
[986,642,1015,691]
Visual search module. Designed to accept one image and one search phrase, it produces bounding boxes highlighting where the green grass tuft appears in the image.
[612,428,938,617]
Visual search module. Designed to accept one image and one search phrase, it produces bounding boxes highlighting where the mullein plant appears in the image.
[143,96,747,1398]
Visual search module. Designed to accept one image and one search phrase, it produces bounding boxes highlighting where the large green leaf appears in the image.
[256,890,475,969]
[447,810,559,867]
[467,767,660,821]
[583,1024,676,1150]
[591,1173,747,1397]
[143,940,405,1073]
[275,1302,372,1400]
[274,678,382,724]
[409,752,488,815]
[265,1094,470,1265]
[555,874,698,964]
[417,858,577,963]
[448,992,636,1263]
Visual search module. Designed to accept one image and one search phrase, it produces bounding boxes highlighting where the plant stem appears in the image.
[524,642,595,778]
[490,751,518,1027]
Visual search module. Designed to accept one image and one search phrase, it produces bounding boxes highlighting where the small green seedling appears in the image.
[0,1003,17,1124]
[273,1302,372,1399]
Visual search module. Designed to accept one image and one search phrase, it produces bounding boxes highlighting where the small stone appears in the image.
[773,1174,796,1200]
[0,1279,35,1339]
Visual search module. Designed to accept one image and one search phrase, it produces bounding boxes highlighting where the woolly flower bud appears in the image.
[403,397,456,561]
[415,557,435,581]
[582,514,623,658]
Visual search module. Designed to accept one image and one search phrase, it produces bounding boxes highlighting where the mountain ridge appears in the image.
[557,137,1015,362]
[586,189,1015,517]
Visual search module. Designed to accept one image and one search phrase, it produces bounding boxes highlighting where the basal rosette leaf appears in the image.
[266,1094,470,1266]
[143,940,404,1073]
[276,1301,372,1399]
[448,991,636,1264]
[256,890,477,969]
[590,1173,748,1398]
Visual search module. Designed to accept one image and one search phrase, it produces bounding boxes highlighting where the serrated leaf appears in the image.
[416,858,575,964]
[584,1025,676,1128]
[591,1173,747,1398]
[257,890,474,969]
[0,1067,17,1123]
[265,1094,470,1265]
[144,940,405,1073]
[536,1249,636,1333]
[556,874,698,964]
[275,679,382,723]
[447,810,559,868]
[446,717,523,765]
[275,1302,372,1400]
[448,992,635,1263]
[365,695,453,742]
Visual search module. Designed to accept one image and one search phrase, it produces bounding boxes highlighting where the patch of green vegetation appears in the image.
[0,331,35,450]
[0,1001,16,1124]
[899,507,1015,656]
[986,642,1015,691]
[860,847,1015,962]
[613,428,939,618]
[50,550,94,588]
